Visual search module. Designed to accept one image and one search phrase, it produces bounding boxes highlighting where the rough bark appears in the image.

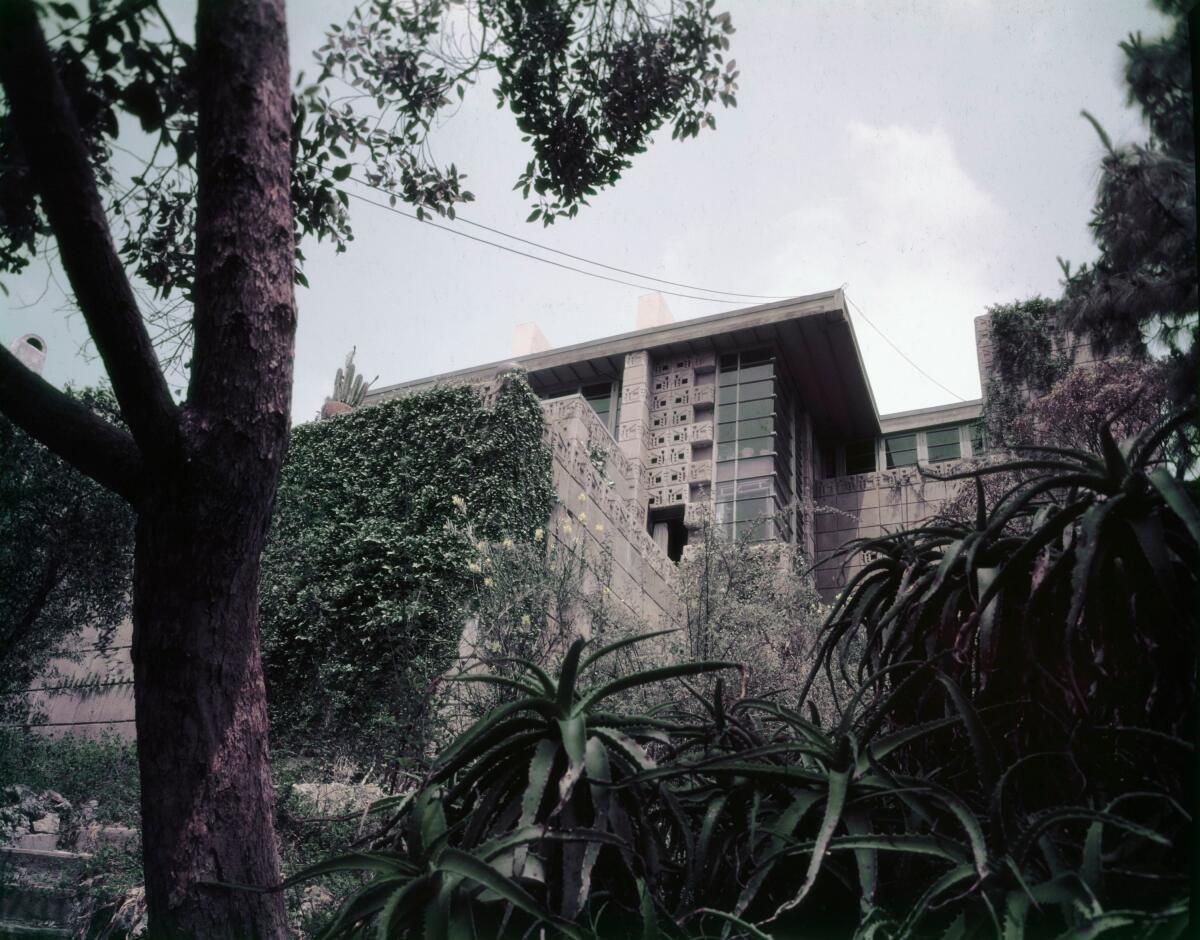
[0,0,296,935]
[128,0,296,934]
[133,490,288,938]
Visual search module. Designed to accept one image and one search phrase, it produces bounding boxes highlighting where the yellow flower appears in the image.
[563,523,573,534]
[502,538,513,547]
[451,495,465,508]
[467,562,481,573]
[484,577,493,587]
[520,614,531,626]
[595,523,605,533]
[579,512,587,522]
[577,492,587,502]
[533,527,544,542]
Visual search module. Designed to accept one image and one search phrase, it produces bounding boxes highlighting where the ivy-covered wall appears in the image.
[983,297,1071,447]
[259,373,555,759]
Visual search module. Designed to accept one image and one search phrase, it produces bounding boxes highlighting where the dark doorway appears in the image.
[647,505,688,562]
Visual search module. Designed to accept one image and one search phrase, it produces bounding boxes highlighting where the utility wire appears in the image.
[450,203,787,301]
[844,293,970,403]
[332,169,973,401]
[314,161,792,302]
[344,190,746,305]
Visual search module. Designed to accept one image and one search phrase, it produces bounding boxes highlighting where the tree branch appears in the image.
[0,346,144,504]
[0,0,180,464]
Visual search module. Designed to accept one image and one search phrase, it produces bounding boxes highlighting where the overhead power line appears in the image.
[344,190,747,305]
[326,167,973,403]
[309,160,793,302]
[451,206,787,301]
[844,293,970,402]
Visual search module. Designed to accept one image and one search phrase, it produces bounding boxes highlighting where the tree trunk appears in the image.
[0,0,296,932]
[124,0,299,934]
[132,484,288,938]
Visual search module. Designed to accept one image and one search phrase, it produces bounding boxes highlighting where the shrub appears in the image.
[0,729,139,825]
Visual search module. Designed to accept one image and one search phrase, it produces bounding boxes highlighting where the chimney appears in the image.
[8,334,46,375]
[512,322,551,357]
[636,293,674,330]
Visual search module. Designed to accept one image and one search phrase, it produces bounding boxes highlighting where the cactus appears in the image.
[330,347,377,408]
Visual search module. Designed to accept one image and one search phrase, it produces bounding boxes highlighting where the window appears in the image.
[925,426,961,463]
[738,436,773,458]
[845,439,877,475]
[969,421,986,456]
[738,398,773,420]
[821,444,837,479]
[884,432,918,468]
[738,379,774,402]
[713,350,789,543]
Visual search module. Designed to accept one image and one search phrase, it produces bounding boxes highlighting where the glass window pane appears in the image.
[718,367,739,387]
[738,379,774,402]
[738,362,774,383]
[885,433,918,468]
[718,385,738,405]
[925,427,961,462]
[735,476,772,497]
[845,439,877,475]
[969,421,986,455]
[714,481,736,502]
[738,436,774,458]
[738,398,773,420]
[737,455,775,478]
[719,353,738,371]
[738,416,774,438]
[715,502,735,525]
[738,518,772,541]
[735,497,771,521]
[717,421,737,442]
[717,441,737,462]
[740,348,772,366]
[716,461,736,482]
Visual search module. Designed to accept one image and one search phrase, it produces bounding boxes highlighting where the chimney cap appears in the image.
[636,294,674,330]
[512,322,551,357]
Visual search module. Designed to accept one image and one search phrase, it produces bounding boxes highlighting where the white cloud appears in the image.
[845,121,997,225]
[751,122,1017,412]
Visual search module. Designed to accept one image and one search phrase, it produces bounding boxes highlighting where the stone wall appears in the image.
[541,394,677,625]
[811,465,967,597]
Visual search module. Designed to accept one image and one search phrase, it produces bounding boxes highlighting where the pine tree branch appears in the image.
[0,0,181,465]
[0,346,144,503]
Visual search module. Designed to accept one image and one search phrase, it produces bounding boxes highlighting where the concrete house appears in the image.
[366,288,989,605]
[24,288,1006,734]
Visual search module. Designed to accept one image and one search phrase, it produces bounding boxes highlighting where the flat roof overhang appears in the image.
[366,289,881,438]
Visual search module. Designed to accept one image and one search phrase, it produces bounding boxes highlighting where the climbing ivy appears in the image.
[983,297,1072,447]
[259,373,555,762]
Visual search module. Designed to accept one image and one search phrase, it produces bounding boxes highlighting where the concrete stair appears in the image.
[0,848,89,939]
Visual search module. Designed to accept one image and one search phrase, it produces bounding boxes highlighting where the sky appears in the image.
[0,0,1171,422]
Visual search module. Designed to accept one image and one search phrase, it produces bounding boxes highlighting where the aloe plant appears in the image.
[293,631,737,937]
